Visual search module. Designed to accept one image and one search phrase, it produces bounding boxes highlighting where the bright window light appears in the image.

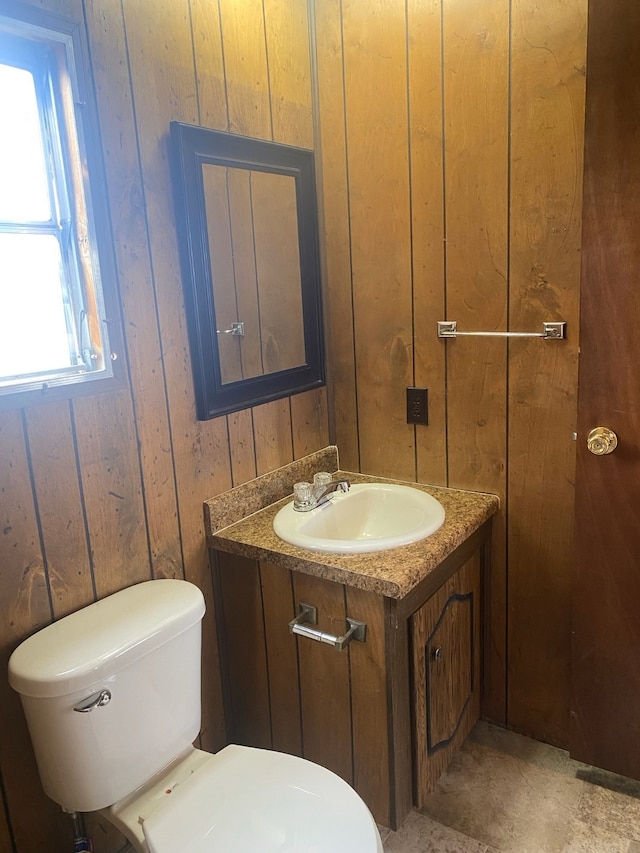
[0,64,50,221]
[0,234,71,377]
[0,11,117,402]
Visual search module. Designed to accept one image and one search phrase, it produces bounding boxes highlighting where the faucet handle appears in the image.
[313,472,332,498]
[293,482,316,511]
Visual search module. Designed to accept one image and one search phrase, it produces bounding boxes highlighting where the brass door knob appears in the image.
[586,427,618,455]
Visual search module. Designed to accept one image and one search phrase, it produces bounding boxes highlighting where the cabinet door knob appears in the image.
[433,647,442,662]
[586,427,618,455]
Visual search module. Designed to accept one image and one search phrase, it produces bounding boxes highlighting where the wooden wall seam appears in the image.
[306,0,337,449]
[20,409,56,625]
[311,0,360,471]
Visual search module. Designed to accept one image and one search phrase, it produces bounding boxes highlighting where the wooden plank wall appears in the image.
[314,0,586,744]
[0,1,589,848]
[0,1,328,852]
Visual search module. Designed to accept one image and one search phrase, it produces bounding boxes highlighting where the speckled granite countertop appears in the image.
[205,448,499,600]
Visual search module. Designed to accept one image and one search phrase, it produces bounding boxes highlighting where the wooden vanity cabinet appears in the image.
[212,524,488,829]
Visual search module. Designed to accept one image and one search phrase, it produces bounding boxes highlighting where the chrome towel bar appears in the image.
[437,321,566,340]
[289,603,366,651]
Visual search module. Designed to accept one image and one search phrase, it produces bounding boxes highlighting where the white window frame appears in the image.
[0,3,121,407]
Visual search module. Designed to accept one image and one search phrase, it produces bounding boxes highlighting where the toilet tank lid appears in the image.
[8,580,206,699]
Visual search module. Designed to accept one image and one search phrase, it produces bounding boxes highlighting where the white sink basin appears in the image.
[273,483,445,554]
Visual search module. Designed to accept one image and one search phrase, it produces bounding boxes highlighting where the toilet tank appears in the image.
[8,579,206,813]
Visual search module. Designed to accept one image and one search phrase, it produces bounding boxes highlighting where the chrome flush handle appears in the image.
[73,689,111,713]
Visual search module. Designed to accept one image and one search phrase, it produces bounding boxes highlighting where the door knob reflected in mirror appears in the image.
[586,427,618,455]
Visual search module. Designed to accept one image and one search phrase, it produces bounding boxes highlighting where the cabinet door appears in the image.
[411,554,481,806]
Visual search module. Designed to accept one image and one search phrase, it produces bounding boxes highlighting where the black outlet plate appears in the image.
[407,387,428,425]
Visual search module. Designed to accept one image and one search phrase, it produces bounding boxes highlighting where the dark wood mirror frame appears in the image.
[170,122,325,420]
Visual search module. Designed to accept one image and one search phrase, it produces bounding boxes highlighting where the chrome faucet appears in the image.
[292,478,350,512]
[314,479,350,507]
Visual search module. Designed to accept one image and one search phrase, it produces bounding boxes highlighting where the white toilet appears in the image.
[8,579,383,853]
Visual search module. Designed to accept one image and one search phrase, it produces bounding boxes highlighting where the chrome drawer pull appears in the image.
[73,689,111,713]
[289,603,366,651]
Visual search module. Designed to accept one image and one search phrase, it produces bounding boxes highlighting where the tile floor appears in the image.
[381,722,640,853]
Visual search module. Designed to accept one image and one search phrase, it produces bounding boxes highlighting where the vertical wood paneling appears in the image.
[120,0,231,754]
[0,413,64,852]
[190,0,228,130]
[264,0,314,147]
[73,393,151,598]
[219,0,298,466]
[508,0,586,745]
[218,0,272,139]
[195,0,261,490]
[24,402,94,617]
[408,0,447,487]
[342,0,415,481]
[292,572,353,783]
[385,600,413,826]
[312,0,359,469]
[0,0,590,845]
[259,561,303,755]
[262,0,317,448]
[291,387,330,459]
[253,399,294,474]
[316,0,586,741]
[228,410,258,485]
[346,586,390,826]
[217,553,272,747]
[84,0,184,584]
[442,0,510,725]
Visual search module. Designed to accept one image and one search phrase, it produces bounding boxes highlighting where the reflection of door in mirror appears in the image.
[203,165,305,385]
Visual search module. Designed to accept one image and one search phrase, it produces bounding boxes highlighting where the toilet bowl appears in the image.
[8,579,383,853]
[109,744,382,853]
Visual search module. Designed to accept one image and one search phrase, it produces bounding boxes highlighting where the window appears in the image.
[0,5,119,405]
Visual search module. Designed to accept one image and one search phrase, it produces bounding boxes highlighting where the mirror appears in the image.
[170,122,325,419]
[203,165,305,385]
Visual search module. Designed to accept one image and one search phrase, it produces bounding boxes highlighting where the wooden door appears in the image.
[570,0,640,777]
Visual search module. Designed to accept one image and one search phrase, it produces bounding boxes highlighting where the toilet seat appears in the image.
[141,745,383,853]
